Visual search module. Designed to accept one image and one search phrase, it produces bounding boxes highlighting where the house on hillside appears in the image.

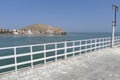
[26,29,32,34]
[12,29,19,34]
[46,30,54,35]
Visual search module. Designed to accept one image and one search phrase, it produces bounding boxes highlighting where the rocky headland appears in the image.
[0,24,66,35]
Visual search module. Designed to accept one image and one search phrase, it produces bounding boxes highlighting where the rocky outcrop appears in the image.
[53,27,64,35]
[20,24,66,35]
[0,24,66,35]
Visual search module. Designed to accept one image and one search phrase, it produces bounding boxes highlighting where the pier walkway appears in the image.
[1,47,120,80]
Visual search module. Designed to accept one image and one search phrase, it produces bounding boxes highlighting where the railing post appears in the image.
[55,43,57,62]
[30,46,33,68]
[79,40,81,55]
[103,38,105,48]
[119,37,120,44]
[102,38,104,49]
[109,38,111,47]
[104,38,106,48]
[95,39,97,51]
[119,37,120,45]
[99,38,101,50]
[107,38,110,47]
[64,41,67,59]
[108,38,109,47]
[105,38,107,48]
[90,39,92,52]
[14,47,17,72]
[44,44,46,65]
[85,40,87,53]
[107,38,109,47]
[73,41,75,56]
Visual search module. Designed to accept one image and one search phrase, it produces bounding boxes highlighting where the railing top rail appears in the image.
[0,36,112,50]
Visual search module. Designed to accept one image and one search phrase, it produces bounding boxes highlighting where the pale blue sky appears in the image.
[0,0,120,32]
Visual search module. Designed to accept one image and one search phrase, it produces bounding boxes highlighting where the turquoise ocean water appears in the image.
[0,32,120,48]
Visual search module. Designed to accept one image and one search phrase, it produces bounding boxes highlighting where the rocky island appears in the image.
[0,24,66,35]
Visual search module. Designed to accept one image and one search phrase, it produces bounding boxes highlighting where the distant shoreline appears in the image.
[0,24,67,35]
[0,33,67,37]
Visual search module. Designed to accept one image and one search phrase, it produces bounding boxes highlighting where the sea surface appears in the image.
[0,32,120,48]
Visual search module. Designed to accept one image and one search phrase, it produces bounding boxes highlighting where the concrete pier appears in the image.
[0,47,120,80]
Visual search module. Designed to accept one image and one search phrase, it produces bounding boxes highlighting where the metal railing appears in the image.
[114,36,120,46]
[0,36,120,74]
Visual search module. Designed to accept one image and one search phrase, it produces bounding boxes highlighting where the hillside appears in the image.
[20,24,66,35]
